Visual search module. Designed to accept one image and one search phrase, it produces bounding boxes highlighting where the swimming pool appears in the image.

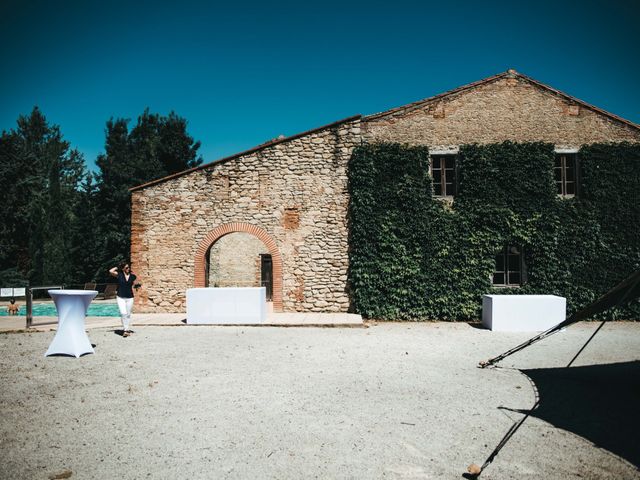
[0,303,120,317]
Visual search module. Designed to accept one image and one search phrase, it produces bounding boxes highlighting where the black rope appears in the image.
[466,271,640,477]
[478,400,540,473]
[478,322,568,369]
[566,320,606,368]
[479,269,640,369]
[466,319,613,478]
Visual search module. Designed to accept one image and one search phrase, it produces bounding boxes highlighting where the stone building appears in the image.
[130,70,640,313]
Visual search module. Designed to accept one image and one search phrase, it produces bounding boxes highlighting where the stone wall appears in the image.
[363,76,640,147]
[131,117,361,313]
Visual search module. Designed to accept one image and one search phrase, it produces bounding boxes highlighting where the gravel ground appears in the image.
[1,322,638,479]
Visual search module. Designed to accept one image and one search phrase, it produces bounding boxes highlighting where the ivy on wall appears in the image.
[347,143,433,319]
[348,141,640,320]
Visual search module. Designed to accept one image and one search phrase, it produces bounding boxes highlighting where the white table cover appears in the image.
[45,290,98,357]
[482,294,566,332]
[187,287,266,324]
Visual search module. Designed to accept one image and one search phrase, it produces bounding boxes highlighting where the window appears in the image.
[492,246,524,286]
[554,153,577,196]
[431,155,456,196]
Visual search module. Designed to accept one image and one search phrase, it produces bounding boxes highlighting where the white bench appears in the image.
[482,294,566,332]
[186,287,267,324]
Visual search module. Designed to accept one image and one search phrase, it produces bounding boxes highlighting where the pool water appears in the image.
[0,303,120,317]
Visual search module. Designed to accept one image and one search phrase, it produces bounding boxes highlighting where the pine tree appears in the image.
[94,109,202,279]
[0,107,88,286]
[69,173,102,282]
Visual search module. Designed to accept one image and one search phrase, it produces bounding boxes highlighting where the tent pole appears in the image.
[565,320,606,368]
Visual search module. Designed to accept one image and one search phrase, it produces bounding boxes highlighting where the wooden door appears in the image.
[260,254,273,301]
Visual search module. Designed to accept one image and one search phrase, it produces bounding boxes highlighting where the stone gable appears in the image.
[363,76,640,148]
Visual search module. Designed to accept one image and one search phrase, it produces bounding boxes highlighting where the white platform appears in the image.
[482,294,566,332]
[45,290,98,357]
[186,287,267,324]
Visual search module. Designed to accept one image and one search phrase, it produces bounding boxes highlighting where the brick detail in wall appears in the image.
[283,207,300,230]
[130,191,149,309]
[194,222,284,312]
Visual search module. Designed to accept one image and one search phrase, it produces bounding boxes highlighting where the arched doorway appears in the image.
[194,223,283,312]
[205,232,272,297]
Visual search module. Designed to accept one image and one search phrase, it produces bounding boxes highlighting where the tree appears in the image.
[69,173,103,282]
[158,112,202,174]
[0,107,203,286]
[0,107,88,286]
[94,109,202,279]
[0,130,26,279]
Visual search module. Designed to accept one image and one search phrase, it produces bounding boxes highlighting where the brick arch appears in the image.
[194,222,283,312]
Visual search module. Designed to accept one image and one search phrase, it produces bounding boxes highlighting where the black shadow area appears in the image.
[522,361,640,467]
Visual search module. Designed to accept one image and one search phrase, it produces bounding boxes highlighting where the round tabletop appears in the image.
[48,289,99,296]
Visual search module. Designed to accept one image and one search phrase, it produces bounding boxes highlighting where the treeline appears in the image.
[0,107,203,288]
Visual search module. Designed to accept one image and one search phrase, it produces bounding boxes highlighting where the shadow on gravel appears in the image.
[113,329,134,337]
[466,322,486,330]
[46,352,93,357]
[522,361,640,468]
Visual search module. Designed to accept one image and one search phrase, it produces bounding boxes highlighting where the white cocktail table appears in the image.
[45,289,98,357]
[187,287,267,324]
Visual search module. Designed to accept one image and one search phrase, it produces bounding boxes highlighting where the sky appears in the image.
[1,0,638,172]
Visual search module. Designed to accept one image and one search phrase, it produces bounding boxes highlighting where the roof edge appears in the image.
[130,114,362,192]
[363,71,510,121]
[363,69,640,132]
[513,70,640,132]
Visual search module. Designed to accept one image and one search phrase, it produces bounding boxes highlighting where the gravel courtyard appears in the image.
[1,322,638,479]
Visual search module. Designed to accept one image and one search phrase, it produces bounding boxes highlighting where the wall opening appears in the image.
[205,232,272,298]
[195,223,283,311]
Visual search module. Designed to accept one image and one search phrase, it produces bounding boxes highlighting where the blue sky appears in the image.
[1,0,638,171]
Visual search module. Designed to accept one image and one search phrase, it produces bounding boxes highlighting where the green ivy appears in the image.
[348,141,640,320]
[347,143,433,319]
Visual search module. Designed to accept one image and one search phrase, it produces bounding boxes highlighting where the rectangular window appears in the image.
[492,246,524,287]
[554,154,577,196]
[431,155,456,196]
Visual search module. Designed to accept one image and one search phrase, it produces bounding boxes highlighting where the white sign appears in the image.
[0,288,26,297]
